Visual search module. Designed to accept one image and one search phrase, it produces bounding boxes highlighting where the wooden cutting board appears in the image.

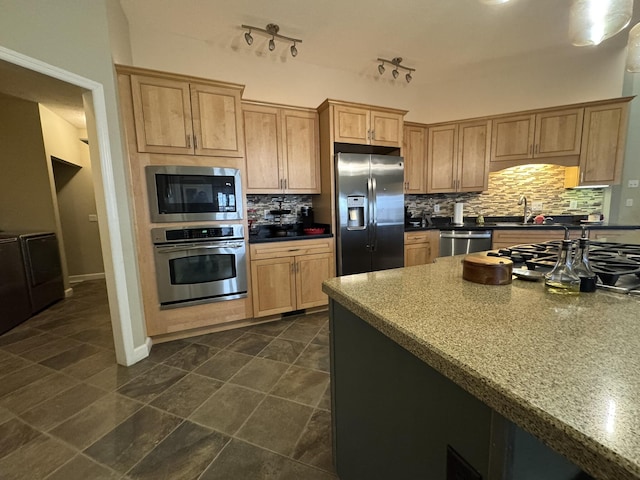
[462,254,513,285]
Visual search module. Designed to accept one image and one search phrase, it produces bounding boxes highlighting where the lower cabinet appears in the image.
[250,238,335,317]
[491,229,580,250]
[404,231,439,266]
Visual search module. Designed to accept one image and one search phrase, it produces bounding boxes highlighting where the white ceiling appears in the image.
[1,0,638,129]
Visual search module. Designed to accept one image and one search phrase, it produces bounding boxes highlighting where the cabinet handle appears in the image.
[534,144,538,154]
[529,144,533,155]
[580,171,584,183]
[186,135,191,148]
[194,135,198,149]
[371,130,375,140]
[279,178,283,190]
[284,178,287,190]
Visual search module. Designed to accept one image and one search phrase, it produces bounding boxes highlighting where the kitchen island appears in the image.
[323,256,640,480]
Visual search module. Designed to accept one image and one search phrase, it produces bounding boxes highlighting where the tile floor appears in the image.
[0,280,336,479]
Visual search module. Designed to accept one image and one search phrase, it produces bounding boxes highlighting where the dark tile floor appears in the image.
[0,280,336,479]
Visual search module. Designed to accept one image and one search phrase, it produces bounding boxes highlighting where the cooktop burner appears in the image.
[488,241,640,294]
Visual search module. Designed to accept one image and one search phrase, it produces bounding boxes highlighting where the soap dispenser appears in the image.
[544,229,580,295]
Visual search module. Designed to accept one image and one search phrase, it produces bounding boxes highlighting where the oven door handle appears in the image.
[155,242,245,254]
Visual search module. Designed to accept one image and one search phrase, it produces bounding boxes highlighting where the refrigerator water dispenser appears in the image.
[347,195,366,229]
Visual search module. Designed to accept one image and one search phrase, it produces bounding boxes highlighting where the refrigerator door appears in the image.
[336,153,372,275]
[370,155,404,271]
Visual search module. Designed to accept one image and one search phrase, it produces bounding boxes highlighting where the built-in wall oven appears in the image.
[146,165,243,223]
[152,225,247,309]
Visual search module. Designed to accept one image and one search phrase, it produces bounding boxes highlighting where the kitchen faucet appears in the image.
[518,195,533,224]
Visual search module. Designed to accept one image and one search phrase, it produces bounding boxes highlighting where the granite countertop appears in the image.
[322,257,640,480]
[405,215,640,232]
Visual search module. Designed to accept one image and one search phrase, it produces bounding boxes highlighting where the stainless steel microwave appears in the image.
[146,165,243,222]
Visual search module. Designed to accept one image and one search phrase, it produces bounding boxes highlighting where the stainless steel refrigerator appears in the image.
[335,153,404,276]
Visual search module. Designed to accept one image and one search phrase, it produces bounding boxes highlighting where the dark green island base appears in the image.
[330,301,591,480]
[323,255,640,480]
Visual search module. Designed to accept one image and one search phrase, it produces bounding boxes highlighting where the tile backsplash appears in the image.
[406,164,604,219]
[246,195,313,225]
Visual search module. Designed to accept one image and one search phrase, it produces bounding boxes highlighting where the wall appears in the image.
[0,93,57,232]
[126,22,627,124]
[406,164,605,219]
[40,106,105,281]
[0,0,146,365]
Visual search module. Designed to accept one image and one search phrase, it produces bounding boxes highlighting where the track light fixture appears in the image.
[241,23,302,57]
[376,57,415,83]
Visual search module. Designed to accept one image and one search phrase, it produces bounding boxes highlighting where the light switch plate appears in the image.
[88,214,98,222]
[629,179,639,188]
[569,200,578,209]
[626,198,634,207]
[532,201,543,211]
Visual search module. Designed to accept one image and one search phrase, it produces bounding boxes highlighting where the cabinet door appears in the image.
[458,120,490,192]
[282,109,321,193]
[251,257,296,317]
[427,124,458,193]
[191,84,244,157]
[295,253,332,309]
[333,105,370,144]
[403,125,427,193]
[371,111,403,147]
[130,75,194,155]
[534,108,583,158]
[491,114,535,162]
[579,102,629,186]
[243,105,283,193]
[405,243,432,267]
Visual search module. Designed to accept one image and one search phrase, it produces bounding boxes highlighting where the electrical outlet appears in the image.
[629,179,639,188]
[626,198,634,207]
[569,200,578,209]
[88,214,98,222]
[263,209,270,217]
[532,201,543,211]
[433,204,440,213]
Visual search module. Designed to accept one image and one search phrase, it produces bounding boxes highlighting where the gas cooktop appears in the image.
[488,241,640,295]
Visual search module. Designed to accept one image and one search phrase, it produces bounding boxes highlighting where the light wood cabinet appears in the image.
[427,120,490,193]
[576,102,629,186]
[403,123,427,193]
[333,104,404,147]
[491,108,583,163]
[130,74,244,157]
[404,230,439,266]
[250,238,334,317]
[243,102,320,194]
[491,229,581,250]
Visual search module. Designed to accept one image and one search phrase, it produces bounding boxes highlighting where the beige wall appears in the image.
[0,93,57,232]
[127,23,627,123]
[0,0,146,364]
[40,105,105,280]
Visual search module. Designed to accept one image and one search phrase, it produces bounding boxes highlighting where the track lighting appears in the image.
[244,30,253,46]
[376,57,416,83]
[241,23,302,57]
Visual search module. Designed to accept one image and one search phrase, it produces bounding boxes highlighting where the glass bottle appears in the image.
[544,238,581,295]
[572,232,597,292]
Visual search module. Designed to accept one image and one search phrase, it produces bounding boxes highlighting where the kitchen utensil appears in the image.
[462,253,513,285]
[453,203,464,225]
[512,268,544,281]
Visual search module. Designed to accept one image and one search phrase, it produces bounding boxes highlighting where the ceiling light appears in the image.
[569,0,633,46]
[376,57,416,83]
[241,23,302,57]
[626,22,640,71]
[478,0,512,4]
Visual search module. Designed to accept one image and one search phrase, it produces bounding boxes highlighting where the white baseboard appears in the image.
[69,272,106,284]
[65,288,74,298]
[128,337,153,365]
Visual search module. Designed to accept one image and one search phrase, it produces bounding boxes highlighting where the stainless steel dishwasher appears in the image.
[439,230,492,256]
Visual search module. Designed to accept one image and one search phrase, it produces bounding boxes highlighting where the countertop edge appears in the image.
[322,275,640,480]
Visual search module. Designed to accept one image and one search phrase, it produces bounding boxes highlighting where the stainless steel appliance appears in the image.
[146,165,243,223]
[492,240,640,294]
[335,153,404,276]
[152,224,247,309]
[439,230,493,256]
[0,235,31,333]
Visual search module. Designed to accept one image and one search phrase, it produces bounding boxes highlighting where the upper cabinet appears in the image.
[567,101,630,187]
[491,107,583,163]
[243,101,320,194]
[130,74,244,157]
[403,123,427,193]
[331,102,405,147]
[427,120,491,193]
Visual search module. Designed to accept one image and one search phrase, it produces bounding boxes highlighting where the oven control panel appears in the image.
[152,225,244,244]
